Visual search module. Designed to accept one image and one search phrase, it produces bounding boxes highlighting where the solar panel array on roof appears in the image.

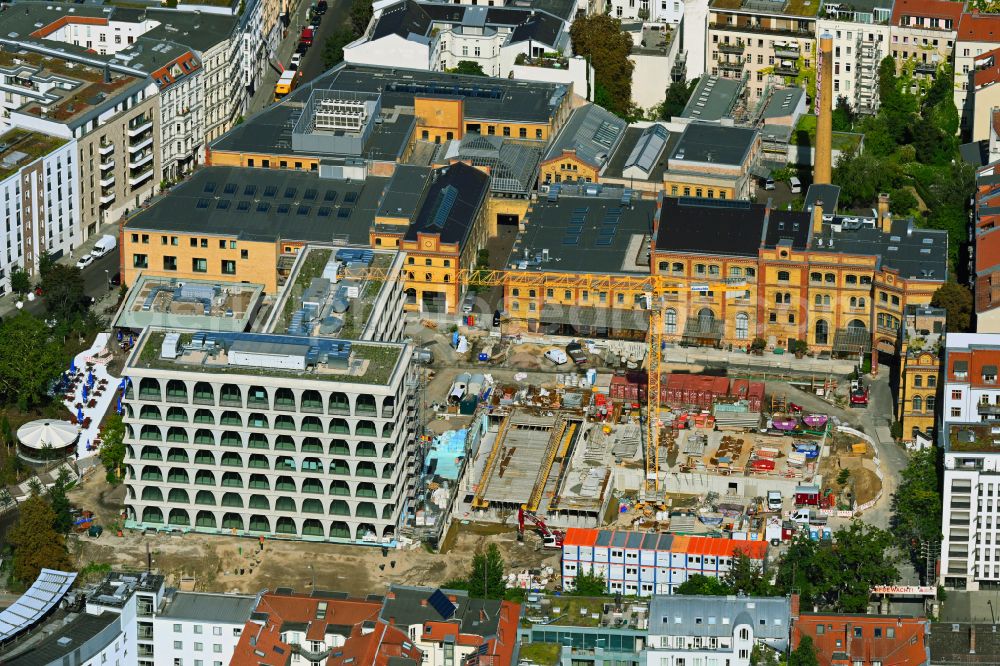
[223,183,238,194]
[427,589,457,620]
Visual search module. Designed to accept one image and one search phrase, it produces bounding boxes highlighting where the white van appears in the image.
[767,490,782,511]
[789,176,802,193]
[544,348,568,365]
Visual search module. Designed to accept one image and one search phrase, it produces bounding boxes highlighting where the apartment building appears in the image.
[896,305,945,445]
[152,591,257,666]
[608,0,684,23]
[381,585,520,666]
[956,12,1000,136]
[791,613,930,666]
[122,247,416,545]
[0,49,159,237]
[0,129,77,290]
[816,0,892,115]
[644,595,791,666]
[940,333,1000,590]
[888,0,961,79]
[706,0,820,103]
[560,528,768,596]
[231,590,421,665]
[344,0,574,79]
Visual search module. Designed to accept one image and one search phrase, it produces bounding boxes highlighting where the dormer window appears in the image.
[984,365,997,384]
[954,360,968,379]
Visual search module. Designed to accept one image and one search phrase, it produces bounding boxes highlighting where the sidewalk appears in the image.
[249,0,313,115]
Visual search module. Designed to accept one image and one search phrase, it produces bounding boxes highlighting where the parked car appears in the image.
[296,42,309,55]
[316,0,328,14]
[565,341,588,365]
[290,52,302,68]
[764,177,775,190]
[76,255,94,269]
[310,13,321,26]
[461,293,476,315]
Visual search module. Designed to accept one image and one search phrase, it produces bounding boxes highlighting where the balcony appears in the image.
[774,44,801,59]
[100,174,115,188]
[718,41,745,54]
[774,63,800,77]
[100,191,116,205]
[128,118,153,137]
[718,60,745,72]
[99,142,114,156]
[977,402,1000,417]
[129,136,154,153]
[130,167,154,188]
[130,151,154,169]
[710,21,812,38]
[100,156,115,170]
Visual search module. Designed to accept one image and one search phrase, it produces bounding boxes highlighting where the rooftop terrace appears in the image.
[947,423,1000,453]
[710,0,823,17]
[133,329,405,385]
[113,276,264,332]
[0,129,67,180]
[521,595,649,629]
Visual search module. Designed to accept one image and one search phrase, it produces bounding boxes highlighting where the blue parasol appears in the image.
[77,407,83,422]
[70,359,76,373]
[117,330,123,342]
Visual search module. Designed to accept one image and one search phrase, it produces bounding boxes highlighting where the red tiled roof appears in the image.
[230,592,383,666]
[993,109,1000,138]
[30,16,108,38]
[890,0,963,27]
[791,614,929,666]
[960,11,1000,43]
[975,47,1000,88]
[976,228,1000,274]
[327,621,421,666]
[150,51,202,91]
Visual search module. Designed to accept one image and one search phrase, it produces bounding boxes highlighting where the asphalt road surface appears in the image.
[14,249,120,319]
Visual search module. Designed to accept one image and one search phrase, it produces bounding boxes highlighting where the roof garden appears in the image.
[521,595,649,629]
[113,276,263,332]
[133,329,404,385]
[790,114,864,151]
[947,423,1000,453]
[710,0,822,17]
[0,129,67,180]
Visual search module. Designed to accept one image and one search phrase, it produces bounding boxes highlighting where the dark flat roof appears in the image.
[378,164,429,221]
[604,125,676,181]
[125,167,386,244]
[765,209,810,250]
[5,612,118,666]
[510,190,657,274]
[406,162,490,246]
[655,198,766,257]
[670,123,758,167]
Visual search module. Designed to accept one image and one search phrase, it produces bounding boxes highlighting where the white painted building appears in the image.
[152,591,257,666]
[644,595,791,666]
[817,0,892,116]
[0,130,78,291]
[939,333,1000,591]
[681,0,709,81]
[607,0,684,24]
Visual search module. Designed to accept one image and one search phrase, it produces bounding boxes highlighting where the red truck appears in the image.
[849,380,869,408]
[300,26,314,46]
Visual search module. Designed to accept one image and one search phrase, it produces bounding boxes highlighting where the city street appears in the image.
[248,0,355,115]
[0,246,120,321]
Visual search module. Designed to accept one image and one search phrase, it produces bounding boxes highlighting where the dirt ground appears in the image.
[67,472,559,595]
[818,431,882,506]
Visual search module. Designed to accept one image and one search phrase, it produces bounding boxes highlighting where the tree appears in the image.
[0,314,67,409]
[9,268,30,296]
[48,468,74,534]
[774,522,899,612]
[722,550,772,596]
[570,14,634,118]
[931,282,973,333]
[675,574,731,596]
[99,413,127,484]
[888,187,918,216]
[832,96,854,132]
[892,448,941,579]
[660,79,697,120]
[41,264,88,326]
[789,635,820,666]
[323,28,356,69]
[468,543,506,599]
[8,493,72,584]
[832,150,899,208]
[349,0,374,36]
[572,569,607,596]
[451,60,486,76]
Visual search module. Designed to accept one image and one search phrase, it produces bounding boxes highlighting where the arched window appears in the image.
[815,320,829,345]
[912,395,922,412]
[697,308,715,331]
[665,309,677,334]
[735,313,749,340]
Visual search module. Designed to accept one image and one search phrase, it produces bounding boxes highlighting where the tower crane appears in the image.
[343,264,742,498]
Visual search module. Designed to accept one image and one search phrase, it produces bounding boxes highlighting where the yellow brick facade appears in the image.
[539,152,600,185]
[122,230,279,292]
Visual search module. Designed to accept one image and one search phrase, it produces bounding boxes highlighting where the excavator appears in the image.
[517,507,565,549]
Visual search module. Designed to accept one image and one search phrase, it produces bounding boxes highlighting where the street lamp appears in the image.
[105,269,111,290]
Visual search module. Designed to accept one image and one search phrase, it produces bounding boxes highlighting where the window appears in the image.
[163,256,177,271]
[221,260,236,275]
[213,627,222,636]
[194,642,203,651]
[874,628,882,638]
[914,375,922,387]
[913,396,922,412]
[133,254,148,269]
[665,309,677,334]
[735,313,749,340]
[777,270,790,281]
[174,624,182,633]
[928,375,936,387]
[194,626,203,635]
[952,390,963,400]
[241,249,248,260]
[174,641,183,649]
[951,407,961,417]
[192,258,207,273]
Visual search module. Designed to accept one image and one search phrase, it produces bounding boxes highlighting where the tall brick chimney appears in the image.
[814,33,834,185]
[971,625,977,655]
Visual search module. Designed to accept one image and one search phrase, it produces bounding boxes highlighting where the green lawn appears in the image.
[519,643,561,665]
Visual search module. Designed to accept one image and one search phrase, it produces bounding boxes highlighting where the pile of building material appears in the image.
[611,424,641,460]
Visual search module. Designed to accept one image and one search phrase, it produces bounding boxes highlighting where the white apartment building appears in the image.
[607,0,684,24]
[152,591,256,666]
[345,0,572,79]
[954,12,1000,135]
[0,129,78,290]
[706,0,820,103]
[644,595,792,666]
[940,333,1000,591]
[887,0,961,81]
[817,0,892,116]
